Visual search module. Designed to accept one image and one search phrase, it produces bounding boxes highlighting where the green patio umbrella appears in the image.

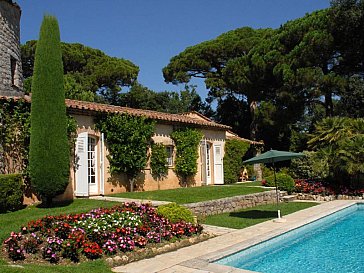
[243,150,304,220]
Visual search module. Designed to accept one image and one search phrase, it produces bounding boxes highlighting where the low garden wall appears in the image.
[295,193,364,202]
[184,190,287,216]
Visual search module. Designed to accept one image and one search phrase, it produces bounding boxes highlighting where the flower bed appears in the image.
[294,179,334,195]
[2,202,202,264]
[294,179,364,196]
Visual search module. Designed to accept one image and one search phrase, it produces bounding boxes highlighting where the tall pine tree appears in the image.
[29,15,69,206]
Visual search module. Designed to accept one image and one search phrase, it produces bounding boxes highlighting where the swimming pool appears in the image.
[215,204,364,273]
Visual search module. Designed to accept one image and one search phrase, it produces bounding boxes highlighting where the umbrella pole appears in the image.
[273,162,280,219]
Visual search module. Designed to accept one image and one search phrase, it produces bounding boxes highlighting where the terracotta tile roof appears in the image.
[180,111,214,122]
[0,96,231,130]
[226,130,264,145]
[66,99,231,130]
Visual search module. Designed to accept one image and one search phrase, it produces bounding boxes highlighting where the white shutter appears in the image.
[99,133,105,195]
[213,144,224,184]
[200,141,207,185]
[75,132,89,196]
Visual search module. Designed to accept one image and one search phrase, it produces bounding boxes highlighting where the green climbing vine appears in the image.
[223,139,250,184]
[0,98,78,176]
[0,98,30,175]
[96,113,155,192]
[170,128,203,186]
[150,142,168,184]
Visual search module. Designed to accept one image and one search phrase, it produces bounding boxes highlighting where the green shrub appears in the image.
[224,140,250,184]
[0,174,23,212]
[262,165,274,178]
[157,203,194,223]
[265,172,295,193]
[289,151,329,179]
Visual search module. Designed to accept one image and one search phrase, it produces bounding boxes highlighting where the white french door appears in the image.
[75,133,99,196]
[213,144,224,184]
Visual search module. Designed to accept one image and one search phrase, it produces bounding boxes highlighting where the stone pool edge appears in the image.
[181,200,360,273]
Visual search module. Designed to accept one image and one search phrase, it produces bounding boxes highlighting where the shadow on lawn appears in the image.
[229,210,276,219]
[36,199,74,209]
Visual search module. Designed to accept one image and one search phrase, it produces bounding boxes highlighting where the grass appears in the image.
[202,202,319,229]
[0,260,111,273]
[109,184,269,204]
[0,199,120,273]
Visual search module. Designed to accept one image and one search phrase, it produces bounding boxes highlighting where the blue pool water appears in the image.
[216,204,364,273]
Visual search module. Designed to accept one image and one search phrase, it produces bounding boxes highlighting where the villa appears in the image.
[0,0,260,203]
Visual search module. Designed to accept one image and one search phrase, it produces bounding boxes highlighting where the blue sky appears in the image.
[17,0,330,99]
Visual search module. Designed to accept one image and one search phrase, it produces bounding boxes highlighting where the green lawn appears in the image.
[0,199,120,273]
[109,184,269,204]
[202,202,319,229]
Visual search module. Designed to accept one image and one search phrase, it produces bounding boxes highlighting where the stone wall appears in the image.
[0,0,23,96]
[184,190,287,216]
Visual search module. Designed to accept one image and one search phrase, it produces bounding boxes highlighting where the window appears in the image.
[10,57,16,86]
[166,146,173,166]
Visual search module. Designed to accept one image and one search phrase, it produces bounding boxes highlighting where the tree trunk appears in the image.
[324,91,334,117]
[249,100,258,141]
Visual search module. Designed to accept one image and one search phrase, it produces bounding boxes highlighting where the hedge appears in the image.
[223,139,250,184]
[265,172,295,193]
[0,174,23,213]
[157,203,194,223]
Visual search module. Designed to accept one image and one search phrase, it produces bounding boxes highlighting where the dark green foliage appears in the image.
[223,140,250,184]
[0,174,23,212]
[336,75,364,118]
[329,0,364,77]
[170,128,203,186]
[0,98,30,175]
[0,98,78,176]
[29,16,69,205]
[96,114,155,191]
[119,83,213,116]
[265,172,295,193]
[308,117,364,185]
[289,151,329,179]
[163,3,364,150]
[150,143,168,181]
[157,203,194,223]
[21,40,139,104]
[215,96,250,138]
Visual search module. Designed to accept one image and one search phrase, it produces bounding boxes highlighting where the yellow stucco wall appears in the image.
[51,114,226,201]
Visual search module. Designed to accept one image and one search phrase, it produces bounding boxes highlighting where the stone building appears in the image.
[0,0,23,96]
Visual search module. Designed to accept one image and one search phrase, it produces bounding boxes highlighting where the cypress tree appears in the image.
[29,15,69,206]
